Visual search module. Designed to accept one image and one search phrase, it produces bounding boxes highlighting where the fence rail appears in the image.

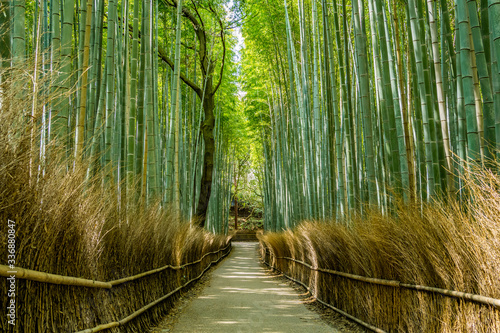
[0,265,112,288]
[261,256,387,333]
[271,253,500,308]
[76,244,232,333]
[262,245,500,332]
[1,242,232,332]
[0,243,231,288]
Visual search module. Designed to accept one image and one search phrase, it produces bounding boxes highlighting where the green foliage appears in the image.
[240,0,500,231]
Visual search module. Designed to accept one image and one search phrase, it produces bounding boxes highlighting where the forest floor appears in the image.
[150,242,364,332]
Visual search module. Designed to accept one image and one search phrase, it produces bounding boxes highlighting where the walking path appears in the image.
[171,242,338,332]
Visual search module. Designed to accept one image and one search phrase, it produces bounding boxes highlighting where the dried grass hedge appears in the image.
[260,164,500,332]
[0,80,230,332]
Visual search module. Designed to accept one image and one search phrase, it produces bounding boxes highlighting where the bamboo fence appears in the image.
[0,244,231,288]
[0,243,231,332]
[261,245,500,332]
[261,257,387,333]
[76,244,231,333]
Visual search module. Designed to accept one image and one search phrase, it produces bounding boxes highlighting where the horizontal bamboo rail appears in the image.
[0,243,232,288]
[0,265,112,289]
[76,245,231,333]
[269,253,500,308]
[280,256,400,287]
[109,244,232,286]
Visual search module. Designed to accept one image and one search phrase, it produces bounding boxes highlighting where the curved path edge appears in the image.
[170,242,340,333]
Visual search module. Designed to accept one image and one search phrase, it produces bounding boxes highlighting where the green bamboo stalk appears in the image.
[170,0,184,207]
[48,0,61,145]
[426,0,453,195]
[86,0,104,146]
[12,0,25,64]
[56,0,75,152]
[468,0,495,159]
[406,7,426,201]
[455,22,467,178]
[368,0,391,201]
[352,0,377,205]
[75,0,93,162]
[311,0,321,218]
[457,0,481,162]
[104,0,117,184]
[120,0,129,195]
[342,0,358,212]
[379,0,410,197]
[127,0,140,192]
[297,0,314,218]
[320,0,336,217]
[491,0,500,157]
[407,0,437,197]
[136,4,147,194]
[145,0,158,198]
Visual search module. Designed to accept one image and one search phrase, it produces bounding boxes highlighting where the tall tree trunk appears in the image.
[427,0,454,196]
[196,90,216,227]
[158,1,225,227]
[457,0,481,162]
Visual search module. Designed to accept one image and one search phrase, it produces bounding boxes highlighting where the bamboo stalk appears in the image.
[109,243,231,285]
[400,283,500,308]
[0,265,112,289]
[75,322,119,333]
[278,256,401,287]
[0,243,231,288]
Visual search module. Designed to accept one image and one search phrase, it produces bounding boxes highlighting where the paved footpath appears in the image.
[172,242,339,333]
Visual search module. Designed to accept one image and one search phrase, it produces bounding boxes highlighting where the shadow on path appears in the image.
[172,242,338,333]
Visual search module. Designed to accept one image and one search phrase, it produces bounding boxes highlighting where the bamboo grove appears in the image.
[241,0,500,230]
[0,0,245,233]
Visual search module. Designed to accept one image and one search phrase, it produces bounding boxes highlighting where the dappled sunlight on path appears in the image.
[172,242,337,332]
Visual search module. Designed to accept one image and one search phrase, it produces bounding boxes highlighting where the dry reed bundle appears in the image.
[260,163,500,333]
[0,73,230,332]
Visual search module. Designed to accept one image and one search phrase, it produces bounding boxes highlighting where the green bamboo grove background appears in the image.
[240,0,500,231]
[0,0,246,234]
[2,0,500,234]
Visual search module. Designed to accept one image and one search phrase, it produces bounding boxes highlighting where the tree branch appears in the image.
[181,41,196,51]
[158,46,203,98]
[210,5,226,95]
[119,10,203,98]
[162,0,208,76]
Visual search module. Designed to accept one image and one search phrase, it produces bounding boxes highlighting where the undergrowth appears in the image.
[0,69,230,332]
[261,164,500,332]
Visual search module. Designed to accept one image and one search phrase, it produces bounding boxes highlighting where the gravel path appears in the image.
[152,242,350,333]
